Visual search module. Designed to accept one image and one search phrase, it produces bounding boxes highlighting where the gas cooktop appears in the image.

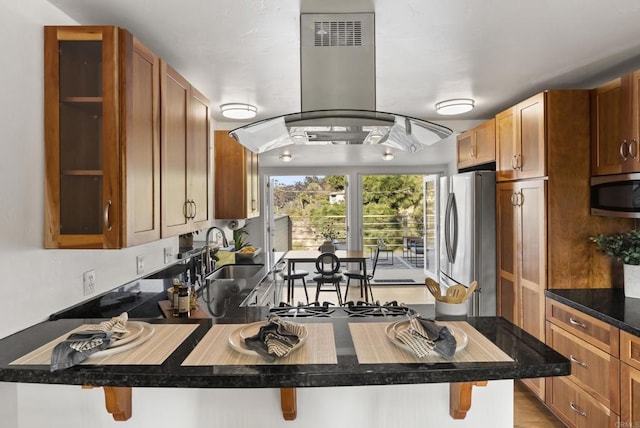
[269,300,415,318]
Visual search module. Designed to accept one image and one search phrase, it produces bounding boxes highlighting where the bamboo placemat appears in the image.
[348,321,513,364]
[182,323,337,366]
[11,324,198,366]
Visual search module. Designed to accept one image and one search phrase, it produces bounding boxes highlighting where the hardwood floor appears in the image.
[514,380,566,427]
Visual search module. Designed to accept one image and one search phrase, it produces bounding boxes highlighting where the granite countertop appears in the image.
[0,310,569,389]
[0,255,569,389]
[545,288,640,336]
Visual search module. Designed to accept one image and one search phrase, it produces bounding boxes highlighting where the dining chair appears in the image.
[344,246,378,303]
[312,252,343,305]
[280,268,309,304]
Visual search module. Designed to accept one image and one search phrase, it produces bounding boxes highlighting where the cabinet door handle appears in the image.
[191,200,197,219]
[251,199,256,212]
[470,144,476,159]
[511,155,517,170]
[569,317,587,329]
[569,402,587,417]
[188,200,194,219]
[620,140,629,160]
[512,191,523,207]
[630,139,638,159]
[183,200,195,220]
[515,153,522,170]
[569,354,587,367]
[103,200,112,232]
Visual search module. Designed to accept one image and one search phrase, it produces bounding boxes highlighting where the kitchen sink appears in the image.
[205,264,263,280]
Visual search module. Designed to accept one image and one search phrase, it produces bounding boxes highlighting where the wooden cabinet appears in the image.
[214,131,260,219]
[621,331,640,426]
[497,179,546,398]
[496,92,546,182]
[160,62,212,237]
[545,299,621,427]
[548,376,619,428]
[456,118,495,169]
[591,71,640,175]
[496,90,593,399]
[44,26,161,248]
[546,299,620,356]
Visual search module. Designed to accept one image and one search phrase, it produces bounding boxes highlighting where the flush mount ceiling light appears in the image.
[435,98,475,115]
[220,103,257,120]
[382,149,395,161]
[279,151,292,162]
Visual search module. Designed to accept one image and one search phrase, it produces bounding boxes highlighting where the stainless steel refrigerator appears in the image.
[439,171,496,316]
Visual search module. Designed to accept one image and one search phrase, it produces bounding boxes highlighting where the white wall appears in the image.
[15,380,512,428]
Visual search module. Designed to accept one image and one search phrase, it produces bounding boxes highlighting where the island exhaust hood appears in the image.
[230,13,452,154]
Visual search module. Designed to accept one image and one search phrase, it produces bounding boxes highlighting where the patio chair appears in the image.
[344,246,379,303]
[312,252,343,305]
[403,236,424,266]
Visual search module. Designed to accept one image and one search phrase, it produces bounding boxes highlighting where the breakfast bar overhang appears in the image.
[0,306,569,426]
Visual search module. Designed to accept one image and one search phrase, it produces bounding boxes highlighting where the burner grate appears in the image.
[343,300,413,317]
[269,301,336,317]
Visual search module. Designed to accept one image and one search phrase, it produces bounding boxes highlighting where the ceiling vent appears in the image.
[314,20,362,47]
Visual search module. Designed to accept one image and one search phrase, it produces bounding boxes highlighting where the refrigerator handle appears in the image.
[444,193,454,263]
[450,193,458,263]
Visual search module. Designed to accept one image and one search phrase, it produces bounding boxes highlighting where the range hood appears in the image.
[230,13,452,153]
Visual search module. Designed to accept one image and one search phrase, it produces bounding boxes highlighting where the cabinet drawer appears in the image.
[547,322,620,412]
[548,376,619,428]
[546,299,619,356]
[621,330,640,371]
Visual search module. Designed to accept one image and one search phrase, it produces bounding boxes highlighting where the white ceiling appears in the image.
[46,0,640,168]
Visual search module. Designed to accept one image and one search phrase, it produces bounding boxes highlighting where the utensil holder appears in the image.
[435,300,468,317]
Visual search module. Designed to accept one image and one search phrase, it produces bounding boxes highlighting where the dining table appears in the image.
[283,250,368,304]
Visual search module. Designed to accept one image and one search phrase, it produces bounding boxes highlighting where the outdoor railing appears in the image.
[278,213,433,252]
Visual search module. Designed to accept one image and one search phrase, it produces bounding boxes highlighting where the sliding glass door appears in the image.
[360,174,426,284]
[264,172,436,287]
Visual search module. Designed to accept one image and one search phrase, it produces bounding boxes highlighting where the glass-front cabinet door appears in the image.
[45,27,120,248]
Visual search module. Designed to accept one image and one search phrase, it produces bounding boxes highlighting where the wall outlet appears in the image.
[164,247,172,264]
[83,270,96,296]
[136,255,144,275]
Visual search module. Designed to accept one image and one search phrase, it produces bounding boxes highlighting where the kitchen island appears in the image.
[0,257,570,427]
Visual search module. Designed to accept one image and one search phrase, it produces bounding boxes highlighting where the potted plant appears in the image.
[590,230,640,298]
[232,225,259,260]
[318,223,338,253]
[233,226,251,251]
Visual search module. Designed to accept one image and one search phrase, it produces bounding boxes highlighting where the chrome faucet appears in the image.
[201,226,229,276]
[205,226,229,248]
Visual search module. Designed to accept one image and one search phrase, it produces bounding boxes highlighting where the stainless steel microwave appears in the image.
[591,173,640,218]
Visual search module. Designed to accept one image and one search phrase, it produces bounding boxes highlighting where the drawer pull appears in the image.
[569,402,587,417]
[569,317,587,329]
[569,354,587,367]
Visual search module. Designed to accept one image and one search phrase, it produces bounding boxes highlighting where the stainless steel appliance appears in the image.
[591,173,640,218]
[439,171,496,316]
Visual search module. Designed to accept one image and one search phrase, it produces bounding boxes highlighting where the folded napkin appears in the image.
[243,316,305,362]
[395,317,457,359]
[50,312,129,371]
[50,330,114,371]
[95,312,129,338]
